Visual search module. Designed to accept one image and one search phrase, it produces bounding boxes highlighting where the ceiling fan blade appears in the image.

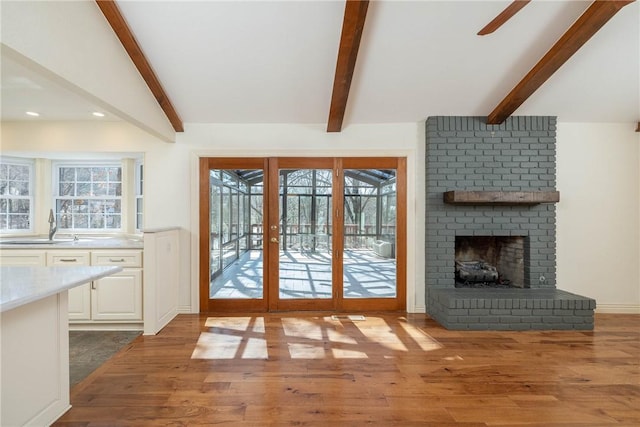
[478,0,531,36]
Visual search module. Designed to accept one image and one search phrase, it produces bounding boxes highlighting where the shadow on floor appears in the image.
[69,330,141,387]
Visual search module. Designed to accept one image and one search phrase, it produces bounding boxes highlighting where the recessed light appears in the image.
[25,111,40,117]
[92,112,105,117]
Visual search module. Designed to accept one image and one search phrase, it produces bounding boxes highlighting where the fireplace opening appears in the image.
[455,236,526,288]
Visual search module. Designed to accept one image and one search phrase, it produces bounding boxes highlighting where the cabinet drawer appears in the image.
[91,251,142,267]
[46,251,90,266]
[0,250,46,266]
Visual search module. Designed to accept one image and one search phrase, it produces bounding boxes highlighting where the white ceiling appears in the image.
[2,0,638,127]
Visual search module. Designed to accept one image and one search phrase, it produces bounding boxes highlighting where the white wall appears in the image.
[557,123,640,313]
[3,120,638,314]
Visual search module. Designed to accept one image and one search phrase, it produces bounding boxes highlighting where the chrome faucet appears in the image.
[48,209,57,241]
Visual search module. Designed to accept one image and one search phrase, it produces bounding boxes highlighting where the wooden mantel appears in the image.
[443,191,560,205]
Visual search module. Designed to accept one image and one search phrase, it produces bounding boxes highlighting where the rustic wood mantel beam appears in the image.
[95,0,184,132]
[487,0,635,125]
[478,0,531,36]
[443,191,560,205]
[327,0,369,133]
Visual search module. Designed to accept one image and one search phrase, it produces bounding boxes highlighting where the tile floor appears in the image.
[69,330,141,387]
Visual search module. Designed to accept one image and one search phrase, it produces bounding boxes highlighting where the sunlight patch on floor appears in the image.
[398,318,442,351]
[192,332,269,360]
[192,316,441,360]
[281,317,324,340]
[204,316,265,333]
[354,317,409,352]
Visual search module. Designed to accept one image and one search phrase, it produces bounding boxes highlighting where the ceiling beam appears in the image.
[95,0,183,132]
[327,0,369,133]
[487,0,635,125]
[478,0,531,36]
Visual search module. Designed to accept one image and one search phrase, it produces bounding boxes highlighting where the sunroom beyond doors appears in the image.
[199,157,406,313]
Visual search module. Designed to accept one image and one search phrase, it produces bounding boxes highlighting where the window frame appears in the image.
[52,160,124,233]
[0,156,35,234]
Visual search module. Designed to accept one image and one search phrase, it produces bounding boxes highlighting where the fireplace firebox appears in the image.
[455,236,525,288]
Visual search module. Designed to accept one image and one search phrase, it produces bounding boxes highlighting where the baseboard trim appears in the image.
[596,304,640,314]
[410,305,426,314]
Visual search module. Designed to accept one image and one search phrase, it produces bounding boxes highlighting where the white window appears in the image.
[135,161,143,231]
[0,157,34,232]
[54,162,123,231]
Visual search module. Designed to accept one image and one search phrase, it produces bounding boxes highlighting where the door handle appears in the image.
[270,237,279,243]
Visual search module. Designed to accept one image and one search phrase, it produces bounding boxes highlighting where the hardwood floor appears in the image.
[55,313,640,426]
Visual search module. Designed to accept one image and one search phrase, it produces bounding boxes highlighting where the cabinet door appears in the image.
[91,269,143,321]
[0,250,46,266]
[68,284,91,320]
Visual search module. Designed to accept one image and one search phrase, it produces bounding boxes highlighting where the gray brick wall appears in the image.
[425,116,557,295]
[423,116,594,330]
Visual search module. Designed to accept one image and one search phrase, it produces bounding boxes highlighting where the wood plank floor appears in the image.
[55,313,640,426]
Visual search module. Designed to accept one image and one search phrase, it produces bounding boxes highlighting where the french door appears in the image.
[199,157,406,312]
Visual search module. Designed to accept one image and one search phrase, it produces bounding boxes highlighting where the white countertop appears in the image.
[0,235,143,249]
[0,266,122,313]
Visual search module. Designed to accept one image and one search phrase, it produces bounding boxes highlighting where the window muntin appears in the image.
[54,163,123,231]
[0,157,34,232]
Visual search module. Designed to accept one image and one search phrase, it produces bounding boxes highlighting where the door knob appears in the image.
[270,237,279,243]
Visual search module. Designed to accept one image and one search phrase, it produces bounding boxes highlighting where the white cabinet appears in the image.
[0,250,46,266]
[1,247,143,328]
[92,269,143,320]
[90,251,143,321]
[47,251,91,321]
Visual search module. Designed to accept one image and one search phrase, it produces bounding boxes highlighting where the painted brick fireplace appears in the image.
[425,116,595,330]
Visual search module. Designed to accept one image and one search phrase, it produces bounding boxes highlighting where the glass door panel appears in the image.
[278,168,333,300]
[208,167,265,302]
[343,167,398,300]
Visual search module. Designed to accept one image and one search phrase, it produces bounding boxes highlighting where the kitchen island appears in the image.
[1,265,122,426]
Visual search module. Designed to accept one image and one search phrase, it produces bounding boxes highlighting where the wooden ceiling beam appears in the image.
[95,0,183,132]
[487,0,635,125]
[327,0,369,133]
[478,0,531,36]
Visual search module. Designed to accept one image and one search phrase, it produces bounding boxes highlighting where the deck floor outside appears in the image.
[210,249,396,299]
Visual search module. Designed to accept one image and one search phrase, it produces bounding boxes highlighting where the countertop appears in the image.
[0,265,123,313]
[0,235,143,249]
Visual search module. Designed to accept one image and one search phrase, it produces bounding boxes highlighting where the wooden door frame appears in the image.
[268,157,337,311]
[340,157,406,311]
[199,157,270,313]
[199,156,407,313]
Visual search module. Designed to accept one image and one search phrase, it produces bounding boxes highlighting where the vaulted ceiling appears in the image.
[2,1,638,135]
